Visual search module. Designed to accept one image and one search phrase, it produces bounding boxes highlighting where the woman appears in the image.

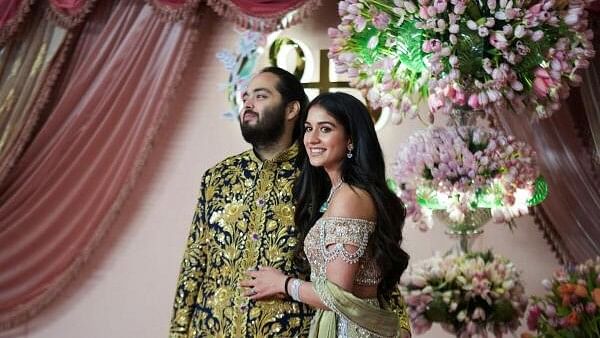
[240,92,410,337]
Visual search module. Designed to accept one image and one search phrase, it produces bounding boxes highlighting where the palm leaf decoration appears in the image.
[515,23,565,90]
[392,20,427,74]
[456,26,484,79]
[527,176,549,206]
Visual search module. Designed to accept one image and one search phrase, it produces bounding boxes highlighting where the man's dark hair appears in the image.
[259,66,308,140]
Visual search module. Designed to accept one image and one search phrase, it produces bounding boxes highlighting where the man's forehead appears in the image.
[247,72,279,92]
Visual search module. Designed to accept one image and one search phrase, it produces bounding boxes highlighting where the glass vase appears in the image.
[434,208,491,254]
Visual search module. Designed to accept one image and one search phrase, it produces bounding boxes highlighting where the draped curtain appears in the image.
[0,5,69,187]
[0,0,34,46]
[0,0,101,187]
[0,0,197,329]
[205,0,322,31]
[0,0,98,46]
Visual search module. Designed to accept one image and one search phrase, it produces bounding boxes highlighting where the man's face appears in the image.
[240,72,287,147]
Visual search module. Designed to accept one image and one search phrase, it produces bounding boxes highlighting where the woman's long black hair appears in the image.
[293,92,410,301]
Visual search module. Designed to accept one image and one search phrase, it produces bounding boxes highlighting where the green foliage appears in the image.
[491,300,517,322]
[425,297,450,322]
[455,27,485,81]
[353,26,381,64]
[527,176,549,206]
[515,24,565,90]
[392,20,427,73]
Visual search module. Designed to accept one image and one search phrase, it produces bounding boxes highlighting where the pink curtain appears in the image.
[0,1,97,45]
[145,0,200,21]
[0,5,70,189]
[0,0,34,46]
[47,0,98,27]
[206,0,322,31]
[0,0,197,329]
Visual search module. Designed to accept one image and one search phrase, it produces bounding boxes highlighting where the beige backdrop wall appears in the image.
[0,2,560,338]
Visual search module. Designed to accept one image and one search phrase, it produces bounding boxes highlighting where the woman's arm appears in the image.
[241,247,361,310]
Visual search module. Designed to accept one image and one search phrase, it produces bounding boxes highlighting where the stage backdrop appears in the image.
[0,1,559,337]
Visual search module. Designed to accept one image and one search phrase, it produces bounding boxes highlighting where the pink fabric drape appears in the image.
[145,0,200,21]
[206,0,322,31]
[49,0,85,14]
[230,0,313,15]
[1,1,97,45]
[0,0,196,329]
[0,0,34,46]
[0,0,24,25]
[48,0,97,27]
[0,5,70,188]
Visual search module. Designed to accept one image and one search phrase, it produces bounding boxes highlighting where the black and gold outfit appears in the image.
[169,144,313,338]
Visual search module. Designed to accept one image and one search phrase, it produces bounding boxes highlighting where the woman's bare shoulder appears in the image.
[326,184,376,221]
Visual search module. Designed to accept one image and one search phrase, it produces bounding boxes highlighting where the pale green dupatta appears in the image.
[308,277,400,338]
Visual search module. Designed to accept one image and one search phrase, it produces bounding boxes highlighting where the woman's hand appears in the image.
[239,266,288,300]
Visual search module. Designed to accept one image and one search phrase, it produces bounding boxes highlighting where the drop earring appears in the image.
[346,144,353,159]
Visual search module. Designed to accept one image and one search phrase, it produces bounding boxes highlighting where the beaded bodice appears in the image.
[304,217,381,286]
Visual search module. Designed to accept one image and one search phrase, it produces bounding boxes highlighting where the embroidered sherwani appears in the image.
[169,145,313,338]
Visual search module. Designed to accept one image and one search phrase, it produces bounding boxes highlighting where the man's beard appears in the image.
[240,102,286,147]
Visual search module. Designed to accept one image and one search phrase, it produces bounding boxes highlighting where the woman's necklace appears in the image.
[319,180,344,213]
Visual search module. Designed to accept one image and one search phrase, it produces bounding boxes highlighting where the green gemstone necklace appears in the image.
[319,180,344,213]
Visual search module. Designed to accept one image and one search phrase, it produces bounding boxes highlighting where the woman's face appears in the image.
[303,105,350,172]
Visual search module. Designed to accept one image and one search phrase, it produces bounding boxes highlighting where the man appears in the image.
[169,67,313,337]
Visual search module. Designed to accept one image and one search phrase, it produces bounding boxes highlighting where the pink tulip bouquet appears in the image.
[328,0,594,123]
[524,257,600,338]
[400,251,528,337]
[394,125,543,231]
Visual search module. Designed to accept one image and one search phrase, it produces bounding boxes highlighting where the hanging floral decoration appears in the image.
[394,125,547,230]
[328,0,595,123]
[216,30,266,120]
[400,251,528,337]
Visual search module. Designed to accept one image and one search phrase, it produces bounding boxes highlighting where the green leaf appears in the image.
[392,20,427,73]
[527,176,549,206]
[425,297,450,322]
[352,25,381,65]
[456,26,485,79]
[491,299,516,322]
[514,24,563,90]
[422,167,434,180]
[386,178,399,194]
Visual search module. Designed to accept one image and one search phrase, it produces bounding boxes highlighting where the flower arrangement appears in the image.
[524,257,600,338]
[394,125,546,230]
[216,31,266,119]
[400,251,528,337]
[328,0,595,122]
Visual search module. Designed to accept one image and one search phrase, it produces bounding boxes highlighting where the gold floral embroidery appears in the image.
[169,145,312,338]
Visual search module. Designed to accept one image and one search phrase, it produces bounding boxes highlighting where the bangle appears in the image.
[290,278,302,302]
[284,276,293,297]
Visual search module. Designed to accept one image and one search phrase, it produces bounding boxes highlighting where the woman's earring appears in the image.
[346,144,353,159]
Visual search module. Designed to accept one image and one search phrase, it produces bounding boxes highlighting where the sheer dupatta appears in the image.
[309,277,401,338]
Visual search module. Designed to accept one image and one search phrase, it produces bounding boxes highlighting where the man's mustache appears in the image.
[240,109,258,123]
